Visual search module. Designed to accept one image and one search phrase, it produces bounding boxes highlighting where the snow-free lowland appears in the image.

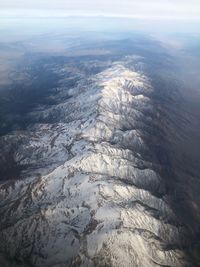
[0,53,194,267]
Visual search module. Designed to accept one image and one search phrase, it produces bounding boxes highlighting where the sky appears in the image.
[0,0,200,20]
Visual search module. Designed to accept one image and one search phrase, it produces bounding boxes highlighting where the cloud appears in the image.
[0,0,200,20]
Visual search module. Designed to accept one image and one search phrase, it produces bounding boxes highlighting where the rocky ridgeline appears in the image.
[0,60,191,266]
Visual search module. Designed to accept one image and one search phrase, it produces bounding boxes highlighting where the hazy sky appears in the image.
[1,0,200,20]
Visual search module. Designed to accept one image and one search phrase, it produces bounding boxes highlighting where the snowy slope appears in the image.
[0,58,191,267]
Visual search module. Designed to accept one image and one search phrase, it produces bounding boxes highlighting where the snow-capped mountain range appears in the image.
[0,55,196,267]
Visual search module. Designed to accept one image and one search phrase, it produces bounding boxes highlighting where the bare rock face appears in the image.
[0,59,193,267]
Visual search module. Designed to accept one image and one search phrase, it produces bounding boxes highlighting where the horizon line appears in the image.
[1,9,200,21]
